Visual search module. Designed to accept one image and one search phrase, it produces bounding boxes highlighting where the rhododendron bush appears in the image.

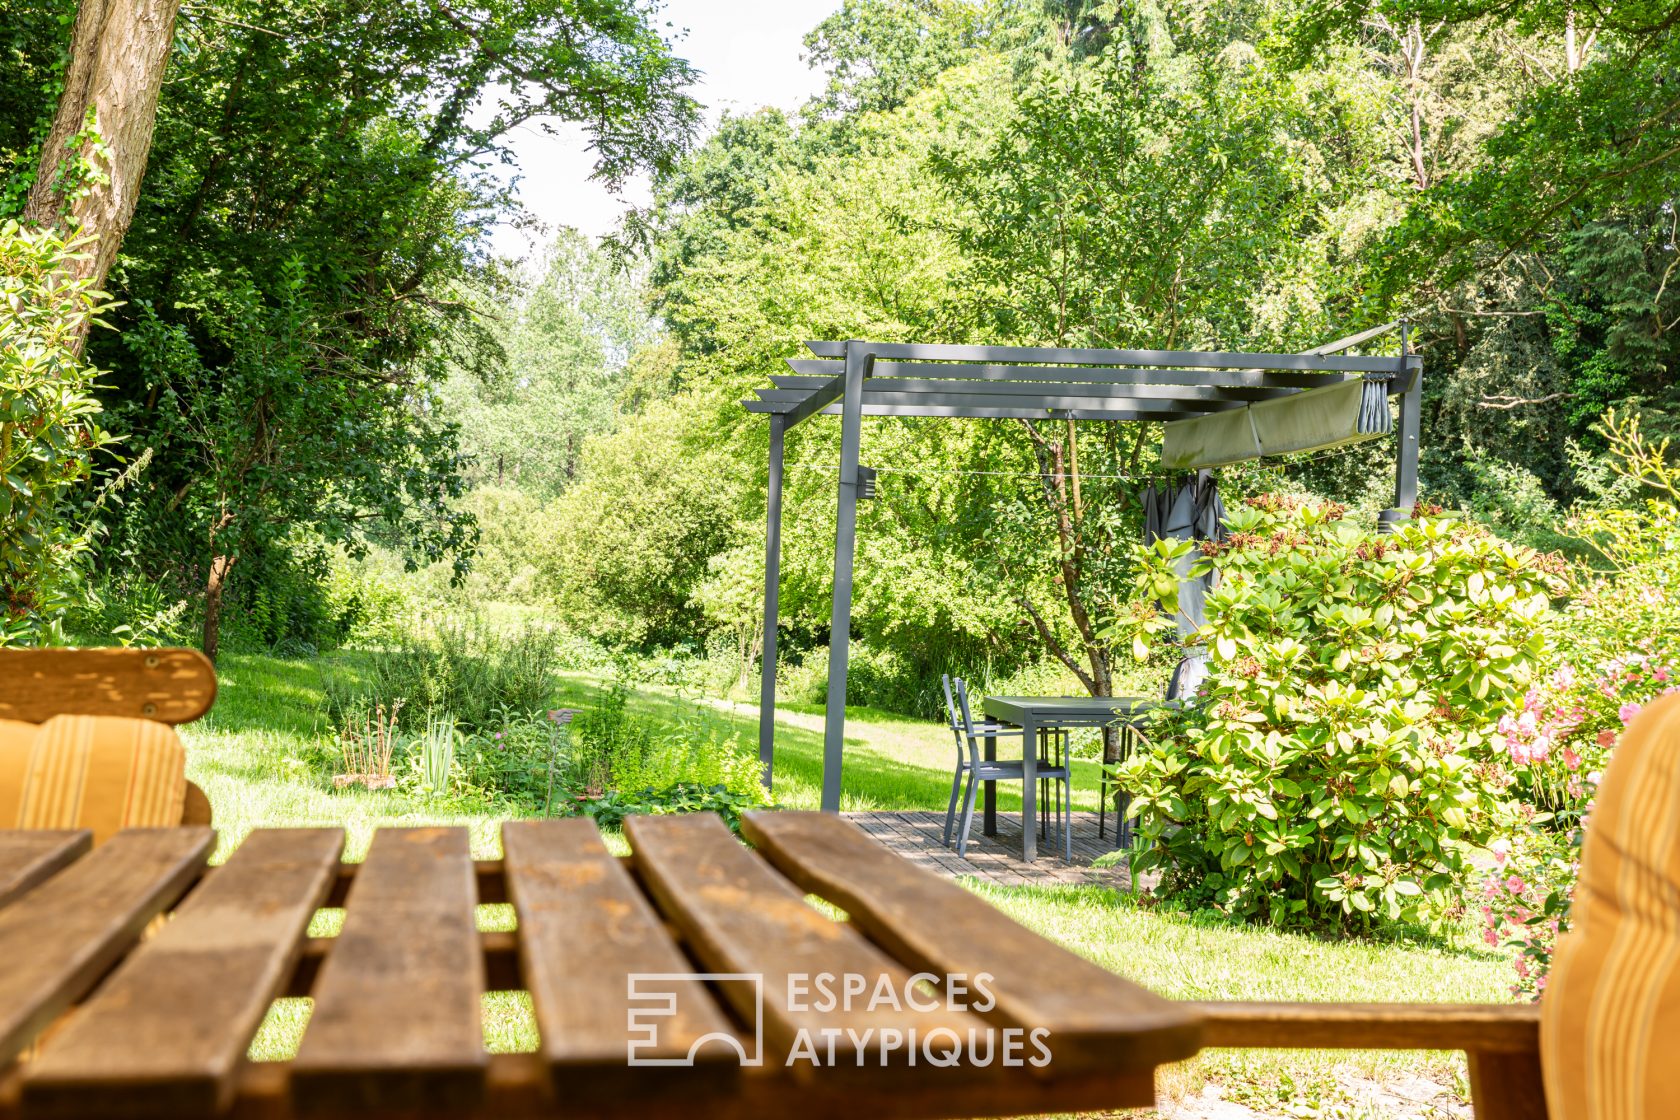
[1482,412,1680,996]
[1117,497,1560,932]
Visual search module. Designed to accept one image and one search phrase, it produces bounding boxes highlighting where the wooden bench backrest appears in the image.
[0,649,216,826]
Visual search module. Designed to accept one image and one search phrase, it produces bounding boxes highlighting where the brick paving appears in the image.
[842,810,1135,890]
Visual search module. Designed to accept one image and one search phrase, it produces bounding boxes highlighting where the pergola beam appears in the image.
[770,374,1301,403]
[781,371,850,430]
[802,340,1421,375]
[742,401,1208,422]
[754,388,1239,414]
[783,359,1390,392]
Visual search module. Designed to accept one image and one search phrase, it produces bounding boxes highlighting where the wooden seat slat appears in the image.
[741,811,1202,1073]
[22,828,345,1118]
[625,813,994,1083]
[0,831,89,911]
[0,827,213,1065]
[290,827,485,1115]
[502,819,741,1097]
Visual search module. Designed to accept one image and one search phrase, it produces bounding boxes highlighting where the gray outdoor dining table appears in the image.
[979,695,1166,862]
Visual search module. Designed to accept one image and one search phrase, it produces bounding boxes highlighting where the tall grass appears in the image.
[322,614,558,729]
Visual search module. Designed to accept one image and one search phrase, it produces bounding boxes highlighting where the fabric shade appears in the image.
[1160,378,1392,470]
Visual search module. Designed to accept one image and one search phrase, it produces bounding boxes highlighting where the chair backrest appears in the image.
[952,678,985,768]
[1541,691,1680,1118]
[0,649,215,834]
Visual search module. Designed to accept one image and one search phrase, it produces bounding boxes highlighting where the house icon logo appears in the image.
[626,973,763,1067]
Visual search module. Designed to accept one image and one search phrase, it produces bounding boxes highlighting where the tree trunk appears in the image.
[24,0,183,313]
[202,552,237,665]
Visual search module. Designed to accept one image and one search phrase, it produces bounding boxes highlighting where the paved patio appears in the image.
[842,810,1136,890]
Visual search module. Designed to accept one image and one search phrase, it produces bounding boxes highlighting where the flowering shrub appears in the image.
[1117,497,1561,931]
[1481,411,1680,994]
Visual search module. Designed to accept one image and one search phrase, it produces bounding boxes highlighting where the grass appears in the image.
[190,650,1515,1115]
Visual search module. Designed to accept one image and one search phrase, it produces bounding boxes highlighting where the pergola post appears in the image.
[1390,322,1421,521]
[757,413,785,792]
[820,341,870,812]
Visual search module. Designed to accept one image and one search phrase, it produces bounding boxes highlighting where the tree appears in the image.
[23,0,182,314]
[21,0,704,659]
[444,232,657,496]
[931,34,1346,705]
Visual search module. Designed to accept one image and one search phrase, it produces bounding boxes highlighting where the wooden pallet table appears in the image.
[0,812,1203,1120]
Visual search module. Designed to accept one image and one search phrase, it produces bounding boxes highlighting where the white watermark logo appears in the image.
[626,972,765,1067]
[626,971,1050,1068]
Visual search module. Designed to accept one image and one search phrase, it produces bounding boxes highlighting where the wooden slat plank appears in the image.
[0,827,213,1064]
[1468,1048,1549,1120]
[625,814,994,1083]
[1195,1000,1542,1052]
[322,857,506,908]
[291,827,485,1115]
[66,1051,1155,1120]
[503,819,741,1098]
[741,812,1201,1073]
[23,828,345,1118]
[0,650,216,725]
[0,831,89,910]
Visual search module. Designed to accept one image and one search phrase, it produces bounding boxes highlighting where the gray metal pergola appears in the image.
[744,326,1423,810]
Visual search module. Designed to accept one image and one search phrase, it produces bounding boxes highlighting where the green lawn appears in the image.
[194,651,1514,1116]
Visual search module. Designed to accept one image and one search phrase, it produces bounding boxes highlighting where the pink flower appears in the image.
[1597,728,1618,749]
[1484,927,1500,946]
[1620,702,1643,726]
[1552,665,1577,689]
[1490,839,1511,865]
[1656,666,1671,683]
[1505,875,1526,895]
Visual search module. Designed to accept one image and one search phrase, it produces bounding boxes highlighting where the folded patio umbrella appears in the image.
[1137,473,1223,699]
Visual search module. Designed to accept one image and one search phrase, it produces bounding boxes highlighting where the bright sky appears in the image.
[488,0,842,258]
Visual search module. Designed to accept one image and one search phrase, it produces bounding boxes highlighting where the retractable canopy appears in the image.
[742,326,1424,814]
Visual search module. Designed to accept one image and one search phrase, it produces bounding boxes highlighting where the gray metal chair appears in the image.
[942,676,1072,860]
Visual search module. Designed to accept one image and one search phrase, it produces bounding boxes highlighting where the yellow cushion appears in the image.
[0,715,185,844]
[1541,691,1680,1119]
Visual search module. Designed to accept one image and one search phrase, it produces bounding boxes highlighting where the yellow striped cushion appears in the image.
[0,715,186,844]
[1541,691,1680,1119]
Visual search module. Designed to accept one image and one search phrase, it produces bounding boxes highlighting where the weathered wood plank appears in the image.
[22,828,344,1118]
[741,811,1201,1073]
[291,827,485,1115]
[0,827,213,1065]
[1468,1047,1549,1120]
[625,813,992,1083]
[0,830,89,910]
[1197,1000,1542,1053]
[125,1051,1157,1120]
[0,649,216,725]
[503,819,741,1098]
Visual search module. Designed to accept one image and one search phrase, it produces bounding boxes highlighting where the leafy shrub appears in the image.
[564,678,769,807]
[576,782,769,835]
[323,614,558,730]
[0,222,113,641]
[1480,411,1680,994]
[1118,497,1560,931]
[456,707,574,809]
